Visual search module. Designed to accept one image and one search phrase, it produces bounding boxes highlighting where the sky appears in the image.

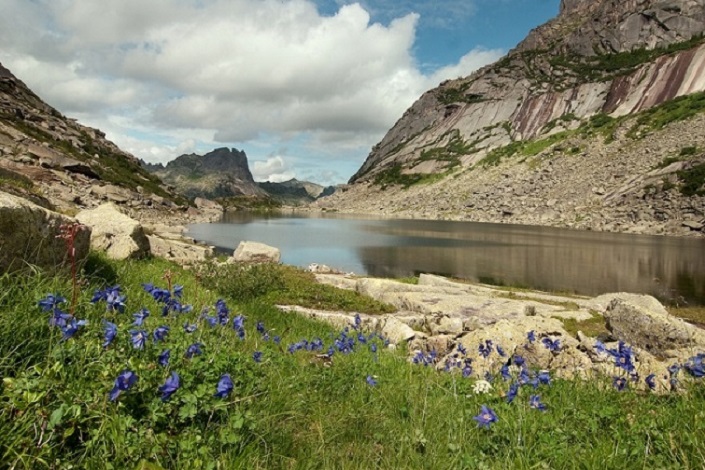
[0,0,560,185]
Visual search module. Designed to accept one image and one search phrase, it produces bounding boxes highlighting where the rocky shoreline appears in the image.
[309,114,705,239]
[280,272,705,394]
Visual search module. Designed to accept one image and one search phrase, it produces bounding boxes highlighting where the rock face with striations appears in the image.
[350,0,705,184]
[316,0,705,237]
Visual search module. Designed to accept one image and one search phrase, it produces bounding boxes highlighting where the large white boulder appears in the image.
[0,190,91,272]
[76,203,150,260]
[231,241,281,263]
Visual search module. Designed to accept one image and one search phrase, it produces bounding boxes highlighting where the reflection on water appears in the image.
[187,212,705,305]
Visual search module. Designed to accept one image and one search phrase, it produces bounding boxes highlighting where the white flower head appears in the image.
[472,379,493,395]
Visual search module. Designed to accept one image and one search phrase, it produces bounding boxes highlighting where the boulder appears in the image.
[76,203,150,260]
[147,234,214,264]
[0,190,90,272]
[231,241,281,263]
[379,317,417,344]
[604,297,705,358]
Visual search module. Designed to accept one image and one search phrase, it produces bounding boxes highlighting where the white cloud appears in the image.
[253,156,296,182]
[0,0,504,184]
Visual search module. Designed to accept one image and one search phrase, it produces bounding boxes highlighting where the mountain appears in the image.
[146,147,267,200]
[0,62,185,215]
[317,0,705,236]
[257,178,337,205]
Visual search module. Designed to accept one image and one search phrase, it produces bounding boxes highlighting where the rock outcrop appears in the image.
[324,0,705,238]
[280,272,705,392]
[76,203,150,260]
[231,241,281,264]
[0,190,90,272]
[146,148,267,200]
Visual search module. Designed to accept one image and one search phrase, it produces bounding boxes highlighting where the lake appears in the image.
[186,212,705,305]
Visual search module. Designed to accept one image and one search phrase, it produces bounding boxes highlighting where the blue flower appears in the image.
[527,330,536,343]
[232,315,245,331]
[366,375,377,387]
[506,382,519,403]
[253,351,263,363]
[185,342,204,358]
[183,322,197,333]
[594,340,608,355]
[529,395,547,412]
[537,370,551,385]
[38,293,66,312]
[214,374,233,398]
[173,284,184,298]
[109,370,137,401]
[370,343,378,353]
[158,349,171,367]
[500,364,512,381]
[496,345,506,357]
[518,366,530,385]
[93,286,126,313]
[684,354,705,378]
[457,343,467,355]
[132,308,150,326]
[473,405,498,429]
[613,341,635,373]
[645,373,656,390]
[256,321,266,334]
[49,309,73,328]
[542,337,561,353]
[159,372,180,401]
[478,340,493,358]
[102,320,117,348]
[130,329,148,350]
[273,335,281,345]
[153,326,170,342]
[513,355,526,367]
[613,376,627,391]
[668,364,681,377]
[61,318,87,340]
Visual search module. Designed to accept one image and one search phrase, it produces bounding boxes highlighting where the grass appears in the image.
[1,255,705,468]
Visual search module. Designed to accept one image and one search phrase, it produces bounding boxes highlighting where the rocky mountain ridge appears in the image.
[0,61,208,226]
[145,147,267,200]
[144,149,336,204]
[319,0,705,236]
[314,96,705,236]
[350,0,705,184]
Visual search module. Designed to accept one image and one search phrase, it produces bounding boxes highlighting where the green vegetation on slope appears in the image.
[1,255,705,469]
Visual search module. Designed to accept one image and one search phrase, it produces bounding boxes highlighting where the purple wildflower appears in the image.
[214,374,234,398]
[158,372,180,401]
[366,375,377,387]
[473,405,498,429]
[102,320,117,348]
[529,395,547,412]
[109,370,137,401]
[185,342,203,358]
[130,329,148,349]
[158,349,171,367]
[132,308,150,326]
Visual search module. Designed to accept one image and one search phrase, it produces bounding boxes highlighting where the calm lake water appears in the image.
[186,212,705,305]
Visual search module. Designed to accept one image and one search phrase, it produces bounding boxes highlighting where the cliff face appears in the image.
[149,148,267,200]
[0,62,184,215]
[317,0,705,237]
[349,0,705,184]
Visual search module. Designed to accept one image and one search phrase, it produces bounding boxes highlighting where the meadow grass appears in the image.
[0,255,704,469]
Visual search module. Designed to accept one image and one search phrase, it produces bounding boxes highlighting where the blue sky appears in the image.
[0,0,559,185]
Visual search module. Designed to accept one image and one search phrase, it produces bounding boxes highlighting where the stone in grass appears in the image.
[0,190,91,272]
[230,241,281,264]
[76,203,150,260]
[604,297,705,359]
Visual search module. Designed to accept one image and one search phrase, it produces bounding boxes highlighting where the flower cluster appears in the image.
[38,293,88,339]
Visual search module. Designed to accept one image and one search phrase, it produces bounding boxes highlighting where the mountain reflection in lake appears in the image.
[186,212,705,305]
